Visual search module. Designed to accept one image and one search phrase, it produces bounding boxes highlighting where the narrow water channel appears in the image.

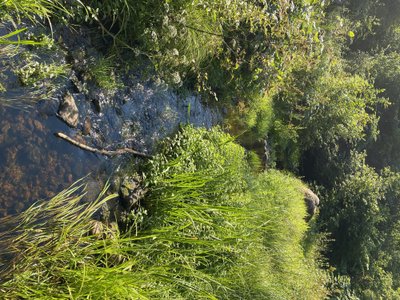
[0,84,221,218]
[0,22,222,218]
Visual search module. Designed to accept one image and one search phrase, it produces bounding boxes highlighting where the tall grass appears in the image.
[0,28,46,46]
[89,55,121,90]
[248,171,327,299]
[0,0,69,23]
[0,126,327,299]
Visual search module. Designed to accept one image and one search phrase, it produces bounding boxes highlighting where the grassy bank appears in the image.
[0,126,327,299]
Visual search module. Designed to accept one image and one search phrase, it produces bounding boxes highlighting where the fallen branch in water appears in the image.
[55,132,152,159]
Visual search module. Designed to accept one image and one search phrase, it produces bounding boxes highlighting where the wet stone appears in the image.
[83,116,91,135]
[83,179,103,204]
[303,187,320,221]
[70,72,87,93]
[110,176,121,193]
[58,92,79,127]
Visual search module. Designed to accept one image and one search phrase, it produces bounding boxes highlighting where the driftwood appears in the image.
[55,132,152,158]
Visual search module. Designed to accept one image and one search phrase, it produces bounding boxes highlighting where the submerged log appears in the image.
[55,132,152,158]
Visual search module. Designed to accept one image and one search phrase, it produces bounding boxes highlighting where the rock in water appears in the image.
[58,92,79,127]
[83,116,91,135]
[302,187,320,221]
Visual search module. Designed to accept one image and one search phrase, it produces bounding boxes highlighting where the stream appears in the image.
[0,24,221,218]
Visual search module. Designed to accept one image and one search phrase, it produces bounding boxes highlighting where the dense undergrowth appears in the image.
[0,126,327,299]
[2,0,400,298]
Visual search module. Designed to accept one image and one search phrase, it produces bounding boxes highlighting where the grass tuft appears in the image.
[0,0,69,24]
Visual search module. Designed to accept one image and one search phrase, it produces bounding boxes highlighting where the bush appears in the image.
[76,0,324,99]
[146,125,249,196]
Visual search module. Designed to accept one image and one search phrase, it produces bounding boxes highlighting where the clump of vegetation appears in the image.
[0,0,71,109]
[269,53,384,174]
[146,125,249,194]
[0,126,327,299]
[3,0,400,298]
[0,0,68,23]
[77,0,324,98]
[226,91,275,146]
[88,55,121,90]
[17,59,68,87]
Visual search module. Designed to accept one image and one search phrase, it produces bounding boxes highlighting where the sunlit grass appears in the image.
[0,0,70,110]
[0,0,69,24]
[0,28,46,46]
[0,127,328,299]
[89,56,122,90]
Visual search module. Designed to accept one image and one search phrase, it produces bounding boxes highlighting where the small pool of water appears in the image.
[0,83,221,218]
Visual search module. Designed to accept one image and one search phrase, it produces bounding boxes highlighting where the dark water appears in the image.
[0,104,100,217]
[0,86,221,218]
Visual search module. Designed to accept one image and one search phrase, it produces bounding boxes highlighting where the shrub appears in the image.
[76,0,324,99]
[146,125,249,196]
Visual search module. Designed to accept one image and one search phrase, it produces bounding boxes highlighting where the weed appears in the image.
[0,28,47,46]
[0,0,69,24]
[89,55,122,90]
[17,59,68,87]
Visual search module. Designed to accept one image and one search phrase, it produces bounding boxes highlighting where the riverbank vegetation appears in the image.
[0,126,326,299]
[1,0,400,299]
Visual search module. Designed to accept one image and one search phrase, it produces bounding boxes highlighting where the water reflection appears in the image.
[0,23,222,219]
